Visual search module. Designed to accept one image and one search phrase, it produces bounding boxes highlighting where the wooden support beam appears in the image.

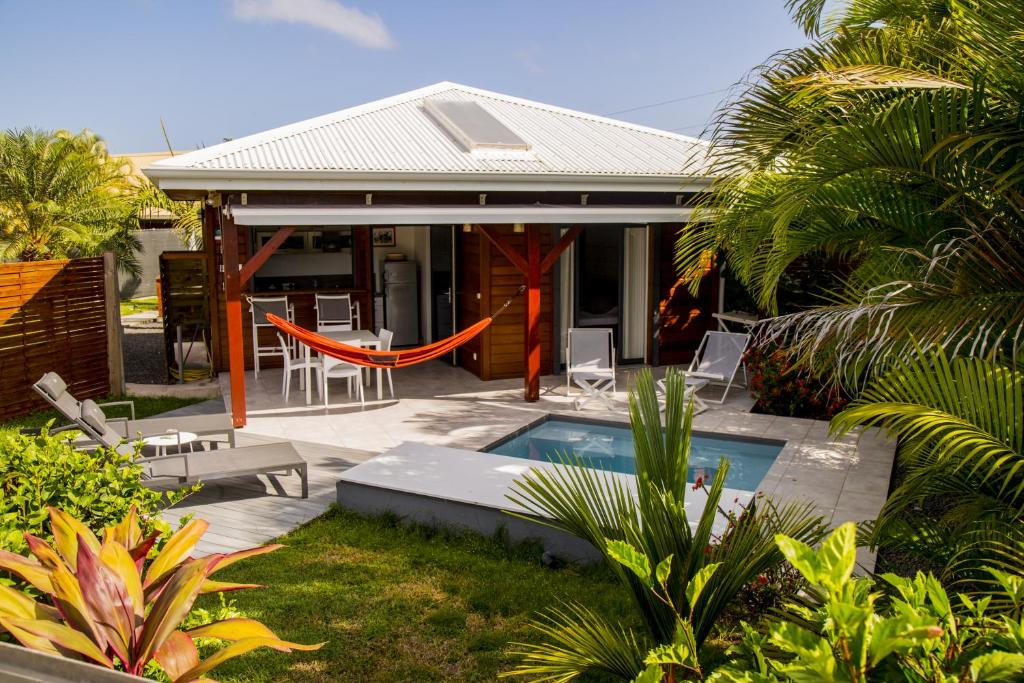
[239,226,295,285]
[540,225,583,274]
[524,225,541,402]
[476,224,528,275]
[221,211,247,428]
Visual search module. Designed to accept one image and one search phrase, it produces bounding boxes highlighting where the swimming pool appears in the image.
[483,416,784,492]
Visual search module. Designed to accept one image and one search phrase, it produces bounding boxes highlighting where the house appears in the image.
[143,82,720,427]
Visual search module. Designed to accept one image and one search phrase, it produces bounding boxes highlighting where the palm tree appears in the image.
[676,0,1024,383]
[505,370,824,680]
[0,128,142,276]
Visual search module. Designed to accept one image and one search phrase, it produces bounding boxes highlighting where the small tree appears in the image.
[0,128,142,276]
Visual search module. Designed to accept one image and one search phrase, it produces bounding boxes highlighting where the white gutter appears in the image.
[229,204,695,226]
[143,167,713,194]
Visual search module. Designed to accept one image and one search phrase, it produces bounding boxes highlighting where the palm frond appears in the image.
[504,602,647,682]
[831,346,1024,586]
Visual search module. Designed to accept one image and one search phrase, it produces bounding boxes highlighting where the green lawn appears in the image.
[204,507,637,682]
[120,296,159,317]
[2,395,207,435]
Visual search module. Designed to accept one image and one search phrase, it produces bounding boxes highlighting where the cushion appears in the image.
[79,399,107,435]
[36,373,67,401]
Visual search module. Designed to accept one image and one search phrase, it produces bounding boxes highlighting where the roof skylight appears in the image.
[424,99,530,152]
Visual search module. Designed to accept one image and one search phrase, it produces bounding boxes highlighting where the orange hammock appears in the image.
[261,286,523,369]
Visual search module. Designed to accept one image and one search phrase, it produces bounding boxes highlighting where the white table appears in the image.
[142,430,197,457]
[302,329,383,405]
[712,311,758,332]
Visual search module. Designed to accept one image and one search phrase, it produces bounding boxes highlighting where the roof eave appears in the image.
[143,167,714,195]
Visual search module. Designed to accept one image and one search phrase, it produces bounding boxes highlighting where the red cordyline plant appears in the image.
[0,507,321,681]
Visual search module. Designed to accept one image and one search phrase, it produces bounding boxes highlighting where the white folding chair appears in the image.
[249,296,294,379]
[566,328,616,410]
[656,376,711,415]
[320,354,364,407]
[277,334,321,403]
[316,293,361,332]
[658,331,750,411]
[378,328,395,399]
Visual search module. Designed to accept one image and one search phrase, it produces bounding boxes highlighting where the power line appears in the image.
[604,87,731,116]
[669,122,708,132]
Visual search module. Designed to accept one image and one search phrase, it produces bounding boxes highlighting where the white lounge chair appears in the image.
[566,328,616,410]
[658,331,750,412]
[315,293,361,332]
[250,296,294,379]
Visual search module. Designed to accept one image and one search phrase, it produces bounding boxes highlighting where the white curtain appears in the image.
[622,226,649,360]
[558,227,575,365]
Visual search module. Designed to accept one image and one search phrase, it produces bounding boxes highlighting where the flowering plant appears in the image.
[746,345,848,419]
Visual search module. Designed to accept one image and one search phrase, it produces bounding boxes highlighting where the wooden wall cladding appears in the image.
[459,225,554,381]
[0,258,110,420]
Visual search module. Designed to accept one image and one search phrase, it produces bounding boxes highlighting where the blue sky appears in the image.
[0,1,807,153]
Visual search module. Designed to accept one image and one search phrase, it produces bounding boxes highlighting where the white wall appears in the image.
[372,226,432,342]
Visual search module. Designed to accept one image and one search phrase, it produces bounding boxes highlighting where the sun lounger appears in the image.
[76,398,308,498]
[32,372,234,446]
[137,443,308,498]
[31,372,306,497]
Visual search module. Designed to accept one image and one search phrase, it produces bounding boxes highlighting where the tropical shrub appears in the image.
[711,523,1024,682]
[504,369,826,680]
[0,427,189,556]
[0,507,322,680]
[606,541,722,681]
[831,347,1024,593]
[746,345,847,420]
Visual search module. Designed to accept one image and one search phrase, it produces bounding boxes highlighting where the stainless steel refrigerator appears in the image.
[383,261,419,346]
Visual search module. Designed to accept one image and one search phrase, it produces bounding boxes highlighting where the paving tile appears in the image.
[197,364,897,557]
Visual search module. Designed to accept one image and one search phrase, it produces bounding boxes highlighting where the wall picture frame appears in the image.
[372,226,396,247]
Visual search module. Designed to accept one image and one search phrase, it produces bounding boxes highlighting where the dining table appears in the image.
[301,329,383,405]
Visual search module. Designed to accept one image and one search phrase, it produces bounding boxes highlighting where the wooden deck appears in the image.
[155,401,373,556]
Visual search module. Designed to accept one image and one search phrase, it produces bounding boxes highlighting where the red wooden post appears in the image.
[221,210,247,428]
[524,225,541,401]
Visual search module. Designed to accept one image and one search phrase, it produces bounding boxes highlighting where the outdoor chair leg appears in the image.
[386,369,394,398]
[298,464,308,499]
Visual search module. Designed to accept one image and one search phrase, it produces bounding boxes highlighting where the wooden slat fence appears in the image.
[0,257,110,421]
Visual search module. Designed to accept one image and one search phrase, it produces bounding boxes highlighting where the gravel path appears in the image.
[123,328,167,384]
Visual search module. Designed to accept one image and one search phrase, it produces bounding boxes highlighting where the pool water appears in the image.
[485,418,783,492]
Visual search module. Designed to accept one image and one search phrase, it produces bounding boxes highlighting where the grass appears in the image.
[1,394,207,435]
[203,507,638,682]
[120,296,159,317]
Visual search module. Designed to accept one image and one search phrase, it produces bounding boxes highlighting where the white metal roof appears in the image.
[145,82,712,192]
[229,204,694,226]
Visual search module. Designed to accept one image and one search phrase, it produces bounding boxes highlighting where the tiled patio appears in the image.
[162,361,894,565]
